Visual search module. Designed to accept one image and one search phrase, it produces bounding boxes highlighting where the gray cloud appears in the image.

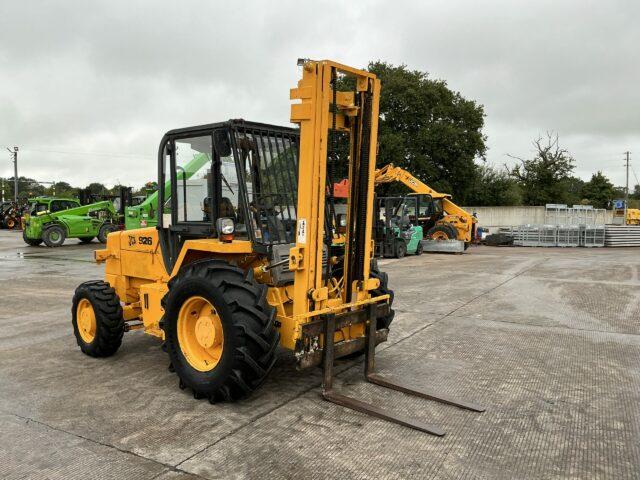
[1,0,638,189]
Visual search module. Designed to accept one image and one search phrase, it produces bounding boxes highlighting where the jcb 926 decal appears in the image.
[128,235,153,247]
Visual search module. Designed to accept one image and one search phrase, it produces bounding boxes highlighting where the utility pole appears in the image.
[6,146,18,202]
[624,151,631,222]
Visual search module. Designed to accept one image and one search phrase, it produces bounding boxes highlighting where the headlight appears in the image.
[216,217,235,237]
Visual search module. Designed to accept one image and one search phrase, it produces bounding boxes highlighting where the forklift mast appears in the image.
[289,60,380,316]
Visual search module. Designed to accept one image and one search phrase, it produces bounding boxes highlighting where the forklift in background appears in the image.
[374,195,423,258]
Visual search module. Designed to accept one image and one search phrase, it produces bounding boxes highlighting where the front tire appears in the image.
[43,225,66,247]
[72,281,124,357]
[162,259,279,402]
[426,224,457,241]
[394,239,407,258]
[415,241,424,255]
[98,224,118,243]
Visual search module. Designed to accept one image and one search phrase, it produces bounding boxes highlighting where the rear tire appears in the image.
[22,230,42,246]
[162,259,279,402]
[43,225,66,247]
[98,224,118,243]
[72,281,124,357]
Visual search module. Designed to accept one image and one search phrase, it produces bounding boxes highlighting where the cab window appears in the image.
[50,201,64,212]
[174,135,213,223]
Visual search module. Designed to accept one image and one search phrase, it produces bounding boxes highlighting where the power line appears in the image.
[21,148,153,159]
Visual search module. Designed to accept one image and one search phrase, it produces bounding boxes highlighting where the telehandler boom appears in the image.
[72,60,483,434]
[375,164,476,244]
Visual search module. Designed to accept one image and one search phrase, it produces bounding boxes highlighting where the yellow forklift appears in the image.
[71,60,482,434]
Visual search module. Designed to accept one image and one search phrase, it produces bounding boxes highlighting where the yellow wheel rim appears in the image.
[431,231,449,241]
[77,298,97,343]
[177,296,224,372]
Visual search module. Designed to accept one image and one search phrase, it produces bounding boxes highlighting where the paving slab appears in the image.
[0,230,638,479]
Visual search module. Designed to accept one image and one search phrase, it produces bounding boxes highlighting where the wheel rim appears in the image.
[77,299,97,343]
[431,231,449,241]
[177,296,224,372]
[50,230,60,242]
[7,219,14,228]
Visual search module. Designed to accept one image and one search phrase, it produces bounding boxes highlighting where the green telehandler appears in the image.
[124,152,210,230]
[22,196,121,247]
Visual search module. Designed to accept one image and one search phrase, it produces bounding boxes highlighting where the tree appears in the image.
[50,181,75,197]
[580,171,614,208]
[466,164,522,206]
[507,132,575,205]
[1,176,47,200]
[86,182,108,195]
[564,176,586,206]
[367,62,487,203]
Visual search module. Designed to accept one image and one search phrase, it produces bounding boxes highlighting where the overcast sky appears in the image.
[1,0,638,190]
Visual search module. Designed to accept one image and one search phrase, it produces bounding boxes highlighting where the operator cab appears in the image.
[406,193,444,234]
[157,120,300,269]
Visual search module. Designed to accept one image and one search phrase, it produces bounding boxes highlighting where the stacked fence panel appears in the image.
[581,225,605,247]
[501,204,606,248]
[604,225,640,247]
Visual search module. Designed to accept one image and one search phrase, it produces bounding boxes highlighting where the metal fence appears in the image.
[499,223,605,248]
[581,225,606,247]
[497,205,606,248]
[544,204,607,226]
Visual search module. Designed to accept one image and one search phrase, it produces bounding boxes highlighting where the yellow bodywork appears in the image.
[95,60,389,359]
[374,163,476,242]
[626,208,640,225]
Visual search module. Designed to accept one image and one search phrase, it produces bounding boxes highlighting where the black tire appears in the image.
[43,225,66,247]
[162,259,279,402]
[98,224,118,243]
[79,236,95,244]
[370,261,395,330]
[3,216,17,229]
[394,239,407,259]
[71,281,125,357]
[22,230,42,246]
[426,224,457,241]
[415,241,424,255]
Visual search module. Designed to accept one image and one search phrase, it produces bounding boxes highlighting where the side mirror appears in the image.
[214,130,232,157]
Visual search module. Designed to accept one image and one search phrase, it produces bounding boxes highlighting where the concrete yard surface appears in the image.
[0,229,638,479]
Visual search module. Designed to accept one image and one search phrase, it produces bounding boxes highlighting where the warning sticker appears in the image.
[297,218,307,244]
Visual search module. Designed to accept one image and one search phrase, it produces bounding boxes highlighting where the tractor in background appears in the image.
[0,201,23,230]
